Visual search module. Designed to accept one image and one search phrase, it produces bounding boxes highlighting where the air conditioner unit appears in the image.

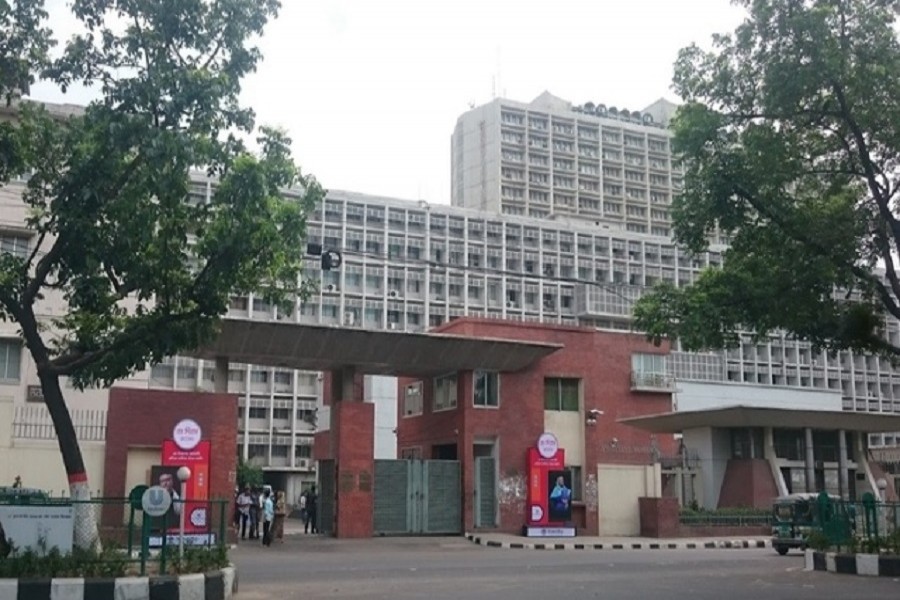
[298,459,309,469]
[506,301,516,308]
[325,284,337,292]
[388,322,399,330]
[343,311,356,326]
[388,290,400,299]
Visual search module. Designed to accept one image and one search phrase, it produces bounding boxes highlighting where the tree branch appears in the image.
[49,308,205,376]
[731,182,900,323]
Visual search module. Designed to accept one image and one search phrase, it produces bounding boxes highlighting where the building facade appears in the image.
[3,94,900,506]
[451,92,686,237]
[395,318,677,536]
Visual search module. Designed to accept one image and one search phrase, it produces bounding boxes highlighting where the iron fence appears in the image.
[0,495,229,576]
[679,513,773,527]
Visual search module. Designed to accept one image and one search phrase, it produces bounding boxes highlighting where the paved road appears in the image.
[232,536,899,599]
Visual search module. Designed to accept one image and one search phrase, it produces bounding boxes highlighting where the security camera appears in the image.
[588,409,604,417]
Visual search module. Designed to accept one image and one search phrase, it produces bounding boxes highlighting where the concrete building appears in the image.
[3,95,900,508]
[451,92,686,237]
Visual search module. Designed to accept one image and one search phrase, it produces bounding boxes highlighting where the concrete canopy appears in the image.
[190,319,562,376]
[620,405,900,434]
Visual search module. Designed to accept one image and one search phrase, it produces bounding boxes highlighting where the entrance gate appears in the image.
[373,459,461,535]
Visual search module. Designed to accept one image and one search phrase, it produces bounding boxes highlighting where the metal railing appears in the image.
[817,495,900,550]
[679,512,773,527]
[0,495,229,576]
[12,405,107,441]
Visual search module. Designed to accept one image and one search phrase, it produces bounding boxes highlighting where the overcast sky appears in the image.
[31,0,745,204]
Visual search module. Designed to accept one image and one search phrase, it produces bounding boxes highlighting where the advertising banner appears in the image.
[526,442,568,526]
[0,504,74,554]
[158,438,211,535]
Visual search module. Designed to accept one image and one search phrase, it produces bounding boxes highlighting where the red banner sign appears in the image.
[161,439,211,534]
[527,444,570,526]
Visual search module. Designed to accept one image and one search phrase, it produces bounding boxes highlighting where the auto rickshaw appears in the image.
[771,492,841,555]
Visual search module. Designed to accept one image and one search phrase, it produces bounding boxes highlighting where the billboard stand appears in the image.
[523,433,577,538]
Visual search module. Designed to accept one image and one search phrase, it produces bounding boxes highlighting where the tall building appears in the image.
[3,97,900,504]
[451,92,684,236]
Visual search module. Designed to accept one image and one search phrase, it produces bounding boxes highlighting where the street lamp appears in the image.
[177,466,192,559]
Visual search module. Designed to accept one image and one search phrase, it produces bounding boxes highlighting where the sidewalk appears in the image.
[465,532,771,551]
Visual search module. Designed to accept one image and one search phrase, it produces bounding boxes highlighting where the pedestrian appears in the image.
[303,485,319,534]
[236,486,253,540]
[273,490,287,543]
[261,489,274,547]
[249,487,260,539]
[298,491,307,526]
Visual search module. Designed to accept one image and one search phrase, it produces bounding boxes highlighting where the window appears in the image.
[249,407,267,419]
[0,339,21,382]
[248,444,266,459]
[544,378,580,411]
[274,371,292,386]
[295,445,312,458]
[632,353,665,375]
[273,408,290,420]
[404,382,423,416]
[434,375,457,411]
[250,370,269,384]
[473,371,499,407]
[0,233,29,258]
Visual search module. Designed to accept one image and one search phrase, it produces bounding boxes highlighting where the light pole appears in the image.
[177,466,192,560]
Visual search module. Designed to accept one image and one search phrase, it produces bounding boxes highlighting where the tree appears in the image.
[0,0,322,549]
[236,457,263,489]
[633,0,900,358]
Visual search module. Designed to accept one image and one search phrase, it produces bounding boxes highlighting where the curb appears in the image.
[806,549,900,577]
[465,533,769,551]
[0,565,237,600]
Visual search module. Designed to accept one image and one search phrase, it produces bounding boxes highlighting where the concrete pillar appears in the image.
[214,357,229,393]
[838,429,849,499]
[330,367,364,404]
[804,428,816,493]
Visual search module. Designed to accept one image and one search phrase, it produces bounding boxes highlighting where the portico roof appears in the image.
[190,319,562,377]
[619,405,900,434]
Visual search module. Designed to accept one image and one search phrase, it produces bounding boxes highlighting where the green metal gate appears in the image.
[474,457,496,528]
[373,459,461,535]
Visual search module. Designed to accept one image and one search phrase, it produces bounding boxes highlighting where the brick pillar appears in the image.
[332,401,374,538]
[329,367,373,538]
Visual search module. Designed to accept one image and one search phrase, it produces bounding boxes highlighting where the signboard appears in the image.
[159,438,211,535]
[173,419,202,450]
[526,432,574,536]
[0,504,73,553]
[141,486,172,517]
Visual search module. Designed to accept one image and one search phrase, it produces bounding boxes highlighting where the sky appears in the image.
[30,0,746,205]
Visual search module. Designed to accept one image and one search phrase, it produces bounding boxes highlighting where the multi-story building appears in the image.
[451,92,686,237]
[3,96,900,504]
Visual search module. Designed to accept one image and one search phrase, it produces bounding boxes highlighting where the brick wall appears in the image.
[102,388,238,527]
[717,458,779,509]
[398,318,675,534]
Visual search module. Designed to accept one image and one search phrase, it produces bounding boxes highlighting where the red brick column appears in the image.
[331,400,375,538]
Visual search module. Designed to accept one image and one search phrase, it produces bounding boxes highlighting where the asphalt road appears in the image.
[232,536,899,600]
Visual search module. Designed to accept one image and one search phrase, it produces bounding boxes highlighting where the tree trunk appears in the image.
[37,369,101,552]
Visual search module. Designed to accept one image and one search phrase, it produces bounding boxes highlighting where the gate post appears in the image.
[331,369,375,538]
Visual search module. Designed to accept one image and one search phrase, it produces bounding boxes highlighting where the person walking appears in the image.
[236,486,253,540]
[273,490,287,543]
[261,489,275,547]
[303,485,319,534]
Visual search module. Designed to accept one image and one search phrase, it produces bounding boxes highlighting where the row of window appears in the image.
[402,374,585,415]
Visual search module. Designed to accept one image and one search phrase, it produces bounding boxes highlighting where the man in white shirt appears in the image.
[236,485,254,540]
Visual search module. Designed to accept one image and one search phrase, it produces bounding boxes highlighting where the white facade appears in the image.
[674,381,843,413]
[451,92,684,237]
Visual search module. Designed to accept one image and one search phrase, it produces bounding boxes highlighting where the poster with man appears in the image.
[150,465,183,530]
[547,470,573,523]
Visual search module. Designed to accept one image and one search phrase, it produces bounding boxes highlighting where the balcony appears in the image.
[630,372,676,392]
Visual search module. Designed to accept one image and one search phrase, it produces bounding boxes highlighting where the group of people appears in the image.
[234,484,320,545]
[234,484,285,546]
